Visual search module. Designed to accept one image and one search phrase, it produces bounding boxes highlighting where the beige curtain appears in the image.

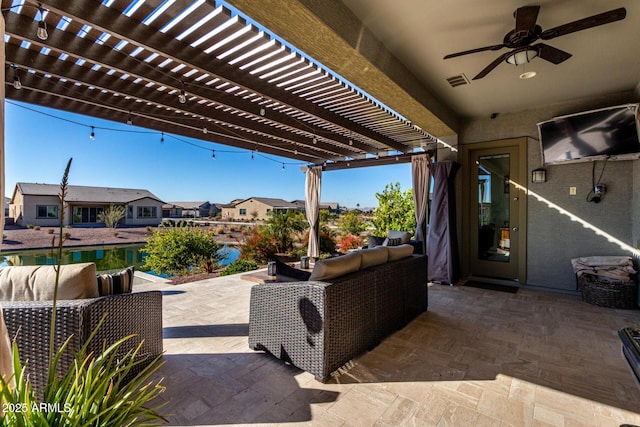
[411,154,431,253]
[305,166,322,258]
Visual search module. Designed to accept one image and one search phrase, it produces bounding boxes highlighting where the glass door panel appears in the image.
[477,154,510,263]
[469,145,520,280]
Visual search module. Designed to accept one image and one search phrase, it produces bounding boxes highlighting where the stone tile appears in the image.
[143,275,640,425]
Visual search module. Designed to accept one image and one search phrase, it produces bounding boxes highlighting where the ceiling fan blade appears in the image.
[541,7,626,40]
[472,51,513,80]
[515,5,540,34]
[444,44,505,60]
[535,43,572,64]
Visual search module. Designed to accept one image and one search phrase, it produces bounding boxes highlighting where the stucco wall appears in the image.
[460,91,639,290]
[124,198,163,226]
[14,194,62,227]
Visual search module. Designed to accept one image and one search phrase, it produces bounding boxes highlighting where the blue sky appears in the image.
[5,101,413,208]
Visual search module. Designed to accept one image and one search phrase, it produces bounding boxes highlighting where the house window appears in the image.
[37,205,58,219]
[239,209,247,216]
[137,206,157,218]
[127,205,133,219]
[72,207,104,223]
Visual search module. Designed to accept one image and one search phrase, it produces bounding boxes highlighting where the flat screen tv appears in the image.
[538,104,640,165]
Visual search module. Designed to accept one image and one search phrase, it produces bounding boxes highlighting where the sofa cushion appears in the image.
[360,246,389,270]
[0,263,99,302]
[309,251,362,281]
[97,266,135,296]
[387,230,412,244]
[387,244,415,261]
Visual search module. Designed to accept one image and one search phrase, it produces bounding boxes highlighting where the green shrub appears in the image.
[221,258,259,276]
[141,223,223,275]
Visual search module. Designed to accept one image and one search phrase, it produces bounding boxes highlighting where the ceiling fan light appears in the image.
[520,71,537,79]
[506,48,538,65]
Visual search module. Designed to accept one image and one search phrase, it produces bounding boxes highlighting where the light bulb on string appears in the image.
[251,151,254,160]
[90,126,95,141]
[37,8,48,40]
[178,88,187,104]
[203,126,208,134]
[313,136,317,145]
[12,67,21,90]
[211,150,216,160]
[260,106,266,116]
[126,110,132,125]
[160,132,165,144]
[282,163,285,171]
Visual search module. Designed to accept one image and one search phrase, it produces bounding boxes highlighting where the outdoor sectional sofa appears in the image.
[249,245,428,381]
[0,262,163,391]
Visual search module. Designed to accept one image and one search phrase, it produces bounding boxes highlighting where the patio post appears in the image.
[305,166,322,259]
[0,13,5,244]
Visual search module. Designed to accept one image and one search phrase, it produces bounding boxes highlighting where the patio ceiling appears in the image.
[2,0,438,168]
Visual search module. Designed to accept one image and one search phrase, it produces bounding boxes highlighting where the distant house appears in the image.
[9,183,164,227]
[162,202,219,218]
[221,197,299,220]
[291,200,341,214]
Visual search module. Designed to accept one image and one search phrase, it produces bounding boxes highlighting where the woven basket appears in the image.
[578,274,638,309]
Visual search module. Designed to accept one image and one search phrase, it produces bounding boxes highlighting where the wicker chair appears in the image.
[1,291,163,391]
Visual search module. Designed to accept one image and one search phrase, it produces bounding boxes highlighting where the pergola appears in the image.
[2,0,439,165]
[1,0,448,268]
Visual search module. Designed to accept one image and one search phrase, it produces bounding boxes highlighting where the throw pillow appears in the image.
[97,266,135,296]
[387,230,412,244]
[367,235,386,248]
[275,259,311,281]
[0,263,99,301]
[387,244,415,261]
[382,237,402,247]
[309,251,362,281]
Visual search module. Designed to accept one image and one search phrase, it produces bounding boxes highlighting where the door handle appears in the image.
[512,227,519,232]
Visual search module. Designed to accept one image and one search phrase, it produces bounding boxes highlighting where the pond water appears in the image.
[0,244,241,275]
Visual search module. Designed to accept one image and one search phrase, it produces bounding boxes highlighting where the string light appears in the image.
[37,6,48,40]
[90,126,95,140]
[348,138,353,146]
[312,136,317,145]
[11,66,21,90]
[211,149,216,159]
[202,126,208,134]
[178,88,187,104]
[9,101,312,173]
[260,106,266,116]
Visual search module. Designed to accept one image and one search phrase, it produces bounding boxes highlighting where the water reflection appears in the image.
[1,244,240,274]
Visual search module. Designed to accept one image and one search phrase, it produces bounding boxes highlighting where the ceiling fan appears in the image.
[443,6,627,80]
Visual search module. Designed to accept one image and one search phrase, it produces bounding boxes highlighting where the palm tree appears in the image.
[265,210,306,253]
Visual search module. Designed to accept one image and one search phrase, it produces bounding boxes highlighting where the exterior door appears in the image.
[469,145,522,280]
